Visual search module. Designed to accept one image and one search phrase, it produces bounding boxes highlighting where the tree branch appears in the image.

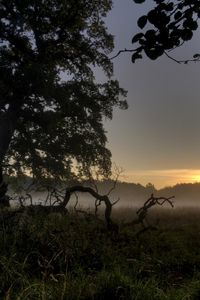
[110,48,138,60]
[129,194,175,228]
[61,185,114,228]
[164,51,200,64]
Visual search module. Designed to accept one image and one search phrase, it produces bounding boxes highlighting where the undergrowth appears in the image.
[0,207,200,299]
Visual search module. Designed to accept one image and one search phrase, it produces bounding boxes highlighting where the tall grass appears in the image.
[0,207,200,299]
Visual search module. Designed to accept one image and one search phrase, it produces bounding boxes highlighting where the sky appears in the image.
[101,0,200,188]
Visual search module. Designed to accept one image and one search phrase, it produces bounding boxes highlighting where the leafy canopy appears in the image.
[0,0,127,180]
[132,0,200,63]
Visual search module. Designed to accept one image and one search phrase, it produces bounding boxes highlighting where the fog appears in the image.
[9,183,200,210]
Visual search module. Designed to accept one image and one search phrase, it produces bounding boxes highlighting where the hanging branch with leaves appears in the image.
[112,0,200,64]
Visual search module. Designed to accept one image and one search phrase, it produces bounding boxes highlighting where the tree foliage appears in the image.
[0,0,127,181]
[132,0,200,63]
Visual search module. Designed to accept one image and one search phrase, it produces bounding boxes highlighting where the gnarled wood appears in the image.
[61,185,114,228]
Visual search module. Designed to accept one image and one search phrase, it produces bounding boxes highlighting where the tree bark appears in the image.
[0,104,20,164]
[0,103,21,206]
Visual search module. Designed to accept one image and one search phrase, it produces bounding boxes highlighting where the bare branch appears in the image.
[26,193,33,206]
[18,195,25,207]
[44,187,51,205]
[129,194,175,229]
[111,197,120,207]
[73,192,79,211]
[164,51,200,64]
[94,198,101,217]
[111,47,200,65]
[61,185,116,228]
[110,48,138,60]
[106,165,124,196]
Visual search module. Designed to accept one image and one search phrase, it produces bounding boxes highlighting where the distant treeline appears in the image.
[84,180,200,205]
[7,176,200,206]
[159,183,200,204]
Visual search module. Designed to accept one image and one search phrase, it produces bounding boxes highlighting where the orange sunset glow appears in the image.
[121,169,200,189]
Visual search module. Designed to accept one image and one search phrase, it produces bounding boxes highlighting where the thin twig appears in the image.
[74,192,79,211]
[110,48,138,60]
[164,51,200,64]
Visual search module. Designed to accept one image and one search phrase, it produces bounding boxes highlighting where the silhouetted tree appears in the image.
[0,0,127,203]
[145,182,156,194]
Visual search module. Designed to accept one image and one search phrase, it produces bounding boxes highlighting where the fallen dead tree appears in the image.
[5,182,119,230]
[1,164,123,230]
[126,193,175,237]
[59,185,118,229]
[135,193,174,225]
[4,178,175,234]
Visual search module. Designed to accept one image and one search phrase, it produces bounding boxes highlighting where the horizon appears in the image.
[8,171,200,191]
[120,168,200,189]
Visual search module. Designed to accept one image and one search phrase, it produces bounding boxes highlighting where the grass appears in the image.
[0,206,200,299]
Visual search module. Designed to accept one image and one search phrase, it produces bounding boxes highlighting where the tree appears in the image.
[114,0,200,63]
[145,182,156,194]
[0,0,127,203]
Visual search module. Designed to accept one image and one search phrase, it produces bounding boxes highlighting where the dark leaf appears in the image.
[133,0,146,3]
[145,30,156,40]
[137,15,148,29]
[144,46,164,60]
[181,29,193,41]
[193,53,200,58]
[147,10,158,25]
[174,11,182,20]
[166,2,174,11]
[131,52,142,63]
[132,33,144,43]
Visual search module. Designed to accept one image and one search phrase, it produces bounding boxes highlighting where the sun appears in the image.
[192,175,200,183]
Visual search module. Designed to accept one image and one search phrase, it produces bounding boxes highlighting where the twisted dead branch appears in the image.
[4,169,175,237]
[60,185,117,228]
[127,194,175,237]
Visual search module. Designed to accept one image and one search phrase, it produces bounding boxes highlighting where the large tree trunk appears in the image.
[0,103,20,206]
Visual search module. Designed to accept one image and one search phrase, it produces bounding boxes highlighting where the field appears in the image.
[1,206,200,299]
